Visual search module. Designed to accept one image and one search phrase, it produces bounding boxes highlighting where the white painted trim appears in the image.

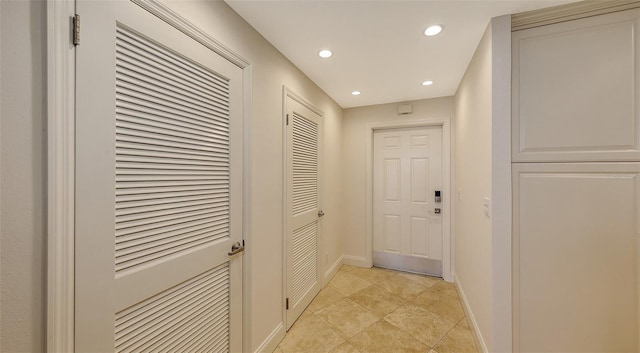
[342,255,369,268]
[46,1,76,351]
[323,255,343,287]
[455,274,489,353]
[241,64,254,353]
[47,0,254,350]
[490,15,513,353]
[511,0,640,31]
[131,0,250,68]
[364,117,453,282]
[253,323,285,353]
[284,87,324,118]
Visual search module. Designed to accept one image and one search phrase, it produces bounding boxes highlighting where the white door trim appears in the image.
[282,86,324,330]
[46,1,254,350]
[46,1,76,351]
[365,118,453,281]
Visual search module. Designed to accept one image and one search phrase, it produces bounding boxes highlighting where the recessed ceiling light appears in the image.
[424,25,443,37]
[422,80,434,86]
[318,49,333,58]
[352,91,361,96]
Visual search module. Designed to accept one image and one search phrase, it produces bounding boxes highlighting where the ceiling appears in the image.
[225,0,578,108]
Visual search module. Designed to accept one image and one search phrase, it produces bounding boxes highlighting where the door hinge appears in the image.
[286,298,289,310]
[72,14,80,46]
[286,114,289,126]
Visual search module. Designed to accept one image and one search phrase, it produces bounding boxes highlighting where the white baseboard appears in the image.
[341,255,368,268]
[454,274,489,353]
[254,322,285,353]
[323,255,343,287]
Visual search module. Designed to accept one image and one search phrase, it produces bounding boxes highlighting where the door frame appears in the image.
[365,118,452,282]
[281,86,324,330]
[46,1,254,350]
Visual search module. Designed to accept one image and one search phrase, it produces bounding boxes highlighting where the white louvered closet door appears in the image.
[75,1,243,352]
[285,96,323,330]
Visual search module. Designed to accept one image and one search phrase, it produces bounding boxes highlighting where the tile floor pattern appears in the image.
[275,265,479,353]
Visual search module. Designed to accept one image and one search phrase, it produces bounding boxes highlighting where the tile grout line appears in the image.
[430,316,467,351]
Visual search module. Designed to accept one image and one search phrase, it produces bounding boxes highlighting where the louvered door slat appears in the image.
[115,28,229,90]
[292,113,318,216]
[116,118,229,145]
[116,80,229,120]
[116,113,229,142]
[115,25,231,275]
[115,220,226,250]
[115,265,229,353]
[114,270,221,327]
[116,108,229,137]
[117,189,225,206]
[116,100,229,131]
[115,203,227,228]
[116,221,227,251]
[116,194,223,213]
[291,222,318,306]
[114,40,230,95]
[115,65,228,111]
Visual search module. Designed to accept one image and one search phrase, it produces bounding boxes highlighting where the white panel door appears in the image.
[285,96,322,330]
[75,1,243,351]
[512,8,640,162]
[373,127,443,275]
[513,163,639,352]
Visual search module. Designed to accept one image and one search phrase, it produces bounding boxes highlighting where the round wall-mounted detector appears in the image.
[318,49,333,58]
[424,25,443,37]
[422,80,434,86]
[351,91,361,96]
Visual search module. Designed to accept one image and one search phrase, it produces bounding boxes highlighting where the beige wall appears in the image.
[453,22,494,351]
[0,1,344,351]
[0,1,47,352]
[342,98,454,264]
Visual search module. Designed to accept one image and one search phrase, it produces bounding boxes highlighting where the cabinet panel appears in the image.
[513,163,639,352]
[512,9,640,162]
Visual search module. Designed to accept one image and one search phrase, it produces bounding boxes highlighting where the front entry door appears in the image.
[75,1,244,351]
[285,95,323,329]
[373,127,443,275]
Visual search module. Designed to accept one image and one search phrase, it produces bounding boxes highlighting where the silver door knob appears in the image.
[228,241,244,256]
[318,210,325,217]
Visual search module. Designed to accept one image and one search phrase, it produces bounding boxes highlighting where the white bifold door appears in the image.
[75,1,244,351]
[373,127,443,275]
[285,96,323,329]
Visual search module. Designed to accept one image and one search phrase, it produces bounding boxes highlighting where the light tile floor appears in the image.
[275,265,479,353]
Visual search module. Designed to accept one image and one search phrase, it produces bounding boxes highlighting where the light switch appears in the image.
[483,198,491,218]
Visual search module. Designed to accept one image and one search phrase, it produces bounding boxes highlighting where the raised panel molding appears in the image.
[512,0,640,31]
[512,163,640,352]
[512,9,640,162]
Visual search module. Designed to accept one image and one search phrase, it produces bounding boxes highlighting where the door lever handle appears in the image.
[228,241,244,256]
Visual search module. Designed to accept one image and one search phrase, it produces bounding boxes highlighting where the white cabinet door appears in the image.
[373,127,443,275]
[512,9,640,162]
[513,163,639,352]
[75,1,244,351]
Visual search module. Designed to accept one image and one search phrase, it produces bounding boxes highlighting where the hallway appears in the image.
[276,265,478,353]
